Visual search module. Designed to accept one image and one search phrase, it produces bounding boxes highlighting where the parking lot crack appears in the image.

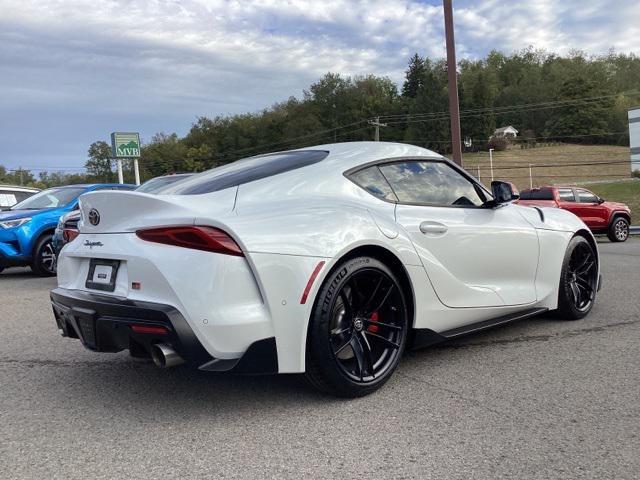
[395,371,513,419]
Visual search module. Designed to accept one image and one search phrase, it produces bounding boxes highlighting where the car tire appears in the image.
[305,256,408,397]
[31,234,57,277]
[607,216,629,242]
[554,236,598,320]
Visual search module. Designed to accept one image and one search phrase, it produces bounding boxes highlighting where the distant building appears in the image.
[629,108,640,173]
[491,125,518,139]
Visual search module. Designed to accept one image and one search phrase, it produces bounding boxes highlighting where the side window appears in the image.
[349,166,398,202]
[0,193,17,207]
[576,189,598,204]
[378,161,484,207]
[558,188,576,202]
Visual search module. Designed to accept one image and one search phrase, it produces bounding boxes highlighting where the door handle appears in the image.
[419,221,448,235]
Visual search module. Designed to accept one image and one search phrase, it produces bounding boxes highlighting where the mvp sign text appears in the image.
[111,132,141,158]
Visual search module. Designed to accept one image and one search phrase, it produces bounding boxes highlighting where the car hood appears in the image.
[0,209,47,221]
[604,201,630,210]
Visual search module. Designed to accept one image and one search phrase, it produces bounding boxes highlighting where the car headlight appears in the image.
[0,217,32,229]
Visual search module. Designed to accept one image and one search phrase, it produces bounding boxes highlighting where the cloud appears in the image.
[0,0,638,170]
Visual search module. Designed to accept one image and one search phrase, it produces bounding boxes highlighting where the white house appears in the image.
[492,125,518,139]
[629,107,640,173]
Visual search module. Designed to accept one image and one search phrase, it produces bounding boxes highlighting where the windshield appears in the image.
[11,187,86,210]
[136,175,191,193]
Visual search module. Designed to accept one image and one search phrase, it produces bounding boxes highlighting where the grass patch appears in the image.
[462,143,632,190]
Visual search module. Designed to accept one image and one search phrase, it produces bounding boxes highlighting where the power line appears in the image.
[375,90,640,121]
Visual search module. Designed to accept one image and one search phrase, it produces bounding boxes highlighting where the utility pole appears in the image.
[489,148,494,181]
[368,116,387,141]
[443,0,463,166]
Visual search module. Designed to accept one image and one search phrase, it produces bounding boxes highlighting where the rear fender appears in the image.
[225,203,424,373]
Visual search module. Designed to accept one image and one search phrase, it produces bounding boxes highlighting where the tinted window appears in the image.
[162,150,329,195]
[577,189,599,203]
[519,188,554,200]
[14,191,35,202]
[378,161,484,206]
[349,166,398,202]
[136,175,192,193]
[558,188,575,202]
[11,187,85,210]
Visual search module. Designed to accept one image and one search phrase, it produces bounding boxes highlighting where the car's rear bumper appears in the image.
[50,288,278,373]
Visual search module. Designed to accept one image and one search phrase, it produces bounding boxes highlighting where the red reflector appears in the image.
[130,325,168,335]
[63,228,79,242]
[136,226,243,256]
[300,261,326,304]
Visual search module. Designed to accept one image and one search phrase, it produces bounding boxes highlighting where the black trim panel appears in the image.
[412,307,548,349]
[50,288,279,374]
[51,288,212,365]
[198,337,278,374]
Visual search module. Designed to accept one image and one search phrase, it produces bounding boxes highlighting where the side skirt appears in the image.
[412,307,548,350]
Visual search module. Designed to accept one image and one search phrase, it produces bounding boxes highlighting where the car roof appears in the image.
[0,185,40,192]
[290,141,442,173]
[46,183,136,189]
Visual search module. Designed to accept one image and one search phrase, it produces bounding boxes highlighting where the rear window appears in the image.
[519,188,554,200]
[161,150,329,195]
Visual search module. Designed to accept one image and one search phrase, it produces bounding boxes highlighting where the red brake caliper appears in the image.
[368,311,379,333]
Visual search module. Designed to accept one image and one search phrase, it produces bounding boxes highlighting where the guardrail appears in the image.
[631,226,640,235]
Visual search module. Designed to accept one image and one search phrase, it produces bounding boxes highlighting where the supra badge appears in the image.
[84,240,104,249]
[88,208,100,226]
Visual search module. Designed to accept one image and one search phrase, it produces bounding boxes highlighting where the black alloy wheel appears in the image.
[31,235,57,277]
[556,236,598,320]
[306,257,408,397]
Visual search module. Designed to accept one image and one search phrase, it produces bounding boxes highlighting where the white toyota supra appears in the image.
[51,142,601,397]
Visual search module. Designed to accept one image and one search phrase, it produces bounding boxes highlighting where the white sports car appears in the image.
[51,142,601,397]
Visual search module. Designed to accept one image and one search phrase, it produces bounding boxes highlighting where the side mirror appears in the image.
[491,181,519,205]
[598,197,605,204]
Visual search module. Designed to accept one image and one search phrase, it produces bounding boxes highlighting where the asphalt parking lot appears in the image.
[1,239,639,479]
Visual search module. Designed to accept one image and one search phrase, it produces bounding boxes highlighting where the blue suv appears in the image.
[0,184,135,276]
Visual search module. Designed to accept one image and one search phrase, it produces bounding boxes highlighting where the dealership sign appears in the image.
[111,132,141,158]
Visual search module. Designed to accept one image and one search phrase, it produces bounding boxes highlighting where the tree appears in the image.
[85,141,114,182]
[139,133,189,177]
[402,54,426,98]
[544,77,612,142]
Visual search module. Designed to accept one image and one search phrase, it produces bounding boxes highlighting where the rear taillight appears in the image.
[63,228,79,242]
[135,226,244,256]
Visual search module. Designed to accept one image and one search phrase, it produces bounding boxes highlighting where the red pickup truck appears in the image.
[517,186,632,242]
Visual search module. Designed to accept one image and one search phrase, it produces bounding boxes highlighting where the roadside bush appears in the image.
[488,136,509,151]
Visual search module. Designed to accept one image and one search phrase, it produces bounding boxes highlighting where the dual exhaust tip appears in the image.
[150,343,185,368]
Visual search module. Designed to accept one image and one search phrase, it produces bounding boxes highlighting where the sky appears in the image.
[1,0,639,172]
